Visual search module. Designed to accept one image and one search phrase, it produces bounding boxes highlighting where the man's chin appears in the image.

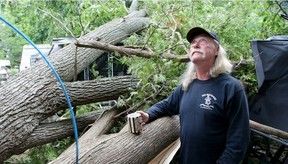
[191,56,205,64]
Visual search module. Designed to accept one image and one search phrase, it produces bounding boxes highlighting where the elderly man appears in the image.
[138,27,250,164]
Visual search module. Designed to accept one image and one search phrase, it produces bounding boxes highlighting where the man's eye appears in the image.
[199,39,207,44]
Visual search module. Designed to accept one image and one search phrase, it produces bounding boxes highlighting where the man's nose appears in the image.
[191,41,200,48]
[191,42,200,48]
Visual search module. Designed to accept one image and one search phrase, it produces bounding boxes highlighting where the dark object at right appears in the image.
[250,35,288,132]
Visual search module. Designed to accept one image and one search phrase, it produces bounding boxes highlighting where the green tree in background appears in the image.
[122,0,288,103]
[0,26,25,66]
[0,0,126,66]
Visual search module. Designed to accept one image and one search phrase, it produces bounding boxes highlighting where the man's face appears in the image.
[189,34,219,66]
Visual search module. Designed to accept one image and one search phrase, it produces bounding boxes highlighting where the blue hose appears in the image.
[0,16,79,163]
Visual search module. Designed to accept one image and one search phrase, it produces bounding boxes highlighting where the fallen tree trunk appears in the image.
[14,110,103,156]
[0,10,149,162]
[51,117,288,164]
[51,107,122,163]
[51,116,180,164]
[3,75,137,161]
[149,138,181,164]
[65,75,138,106]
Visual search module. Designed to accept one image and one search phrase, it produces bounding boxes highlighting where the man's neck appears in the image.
[196,69,211,80]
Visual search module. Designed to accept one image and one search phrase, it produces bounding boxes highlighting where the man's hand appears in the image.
[136,111,149,124]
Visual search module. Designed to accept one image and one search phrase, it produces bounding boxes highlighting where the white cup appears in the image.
[127,112,142,134]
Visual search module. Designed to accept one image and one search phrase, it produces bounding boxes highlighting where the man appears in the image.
[138,27,250,164]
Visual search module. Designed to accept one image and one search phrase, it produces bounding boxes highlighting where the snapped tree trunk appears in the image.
[51,107,121,163]
[51,116,180,164]
[0,10,149,162]
[16,110,103,155]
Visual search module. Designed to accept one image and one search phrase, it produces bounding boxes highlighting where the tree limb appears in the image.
[75,40,254,66]
[250,120,288,139]
[75,40,190,62]
[51,107,124,163]
[12,110,103,156]
[129,0,138,13]
[276,1,288,16]
[37,8,78,40]
[114,86,163,118]
[76,40,155,58]
[66,76,138,106]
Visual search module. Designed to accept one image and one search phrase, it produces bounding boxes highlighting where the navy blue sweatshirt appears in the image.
[147,74,249,164]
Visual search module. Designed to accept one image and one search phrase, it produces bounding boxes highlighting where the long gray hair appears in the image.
[181,45,233,91]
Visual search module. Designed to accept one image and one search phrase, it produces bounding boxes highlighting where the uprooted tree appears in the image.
[0,7,186,163]
[0,9,149,162]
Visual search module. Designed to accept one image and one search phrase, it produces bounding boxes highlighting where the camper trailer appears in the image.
[19,44,52,71]
[19,37,75,72]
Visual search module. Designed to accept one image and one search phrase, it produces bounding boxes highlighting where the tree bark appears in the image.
[51,107,122,163]
[0,10,149,162]
[129,0,138,13]
[14,110,103,156]
[2,75,137,161]
[65,76,138,106]
[51,116,180,164]
[250,120,288,139]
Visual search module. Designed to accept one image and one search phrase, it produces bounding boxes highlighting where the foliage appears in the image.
[6,138,73,164]
[0,0,126,66]
[122,0,288,107]
[0,26,26,66]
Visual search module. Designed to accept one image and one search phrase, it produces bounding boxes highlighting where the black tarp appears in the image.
[250,36,288,132]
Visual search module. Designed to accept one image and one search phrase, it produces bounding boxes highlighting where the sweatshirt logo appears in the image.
[200,93,217,110]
